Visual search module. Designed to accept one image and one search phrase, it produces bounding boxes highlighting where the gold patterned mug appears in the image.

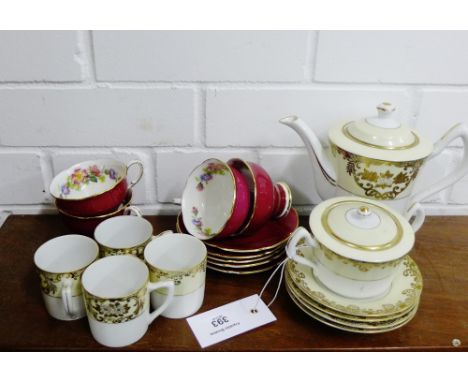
[144,233,207,319]
[34,234,99,320]
[81,255,175,347]
[94,212,166,259]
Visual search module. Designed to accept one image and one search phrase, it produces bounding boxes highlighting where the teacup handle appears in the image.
[61,278,76,318]
[404,203,425,233]
[286,227,320,270]
[123,206,142,217]
[409,122,468,207]
[147,280,175,324]
[152,230,173,240]
[127,160,144,189]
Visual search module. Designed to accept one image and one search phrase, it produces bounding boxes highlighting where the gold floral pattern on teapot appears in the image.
[331,144,424,200]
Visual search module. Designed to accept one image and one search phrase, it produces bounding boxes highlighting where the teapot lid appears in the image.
[310,196,414,263]
[329,102,433,162]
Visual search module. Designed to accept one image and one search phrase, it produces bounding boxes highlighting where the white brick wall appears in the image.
[93,31,309,82]
[1,30,468,216]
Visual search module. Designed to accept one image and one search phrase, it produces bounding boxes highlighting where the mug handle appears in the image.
[61,278,76,317]
[285,227,320,271]
[409,122,468,206]
[405,203,425,233]
[123,206,142,217]
[147,280,175,324]
[127,160,144,189]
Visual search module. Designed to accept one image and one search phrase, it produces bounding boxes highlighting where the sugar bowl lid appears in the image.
[329,102,433,162]
[310,196,415,263]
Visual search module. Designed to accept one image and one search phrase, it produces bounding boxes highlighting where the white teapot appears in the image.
[280,102,468,230]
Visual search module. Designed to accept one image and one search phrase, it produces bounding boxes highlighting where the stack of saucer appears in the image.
[176,209,299,275]
[285,247,423,334]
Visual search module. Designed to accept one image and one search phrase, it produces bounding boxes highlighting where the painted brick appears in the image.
[93,31,309,82]
[0,88,195,146]
[417,90,468,144]
[51,150,152,204]
[0,31,82,82]
[315,31,468,84]
[259,150,321,205]
[206,88,410,147]
[155,150,257,203]
[0,152,46,204]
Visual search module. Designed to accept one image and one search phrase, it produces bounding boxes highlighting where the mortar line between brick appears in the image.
[87,30,98,82]
[193,87,205,147]
[304,31,317,82]
[39,149,54,201]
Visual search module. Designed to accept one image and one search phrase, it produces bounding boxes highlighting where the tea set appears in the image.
[32,101,468,344]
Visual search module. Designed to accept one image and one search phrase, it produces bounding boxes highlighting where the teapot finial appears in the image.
[366,102,400,129]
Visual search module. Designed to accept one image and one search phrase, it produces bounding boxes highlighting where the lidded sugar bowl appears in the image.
[286,196,415,299]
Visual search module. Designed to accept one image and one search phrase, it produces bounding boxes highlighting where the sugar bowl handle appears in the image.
[286,227,320,270]
[405,203,425,233]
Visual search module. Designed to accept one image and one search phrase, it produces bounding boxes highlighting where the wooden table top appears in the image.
[0,214,466,351]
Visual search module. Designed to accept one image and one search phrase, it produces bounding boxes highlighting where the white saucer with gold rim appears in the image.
[285,271,419,330]
[287,247,423,318]
[285,281,418,334]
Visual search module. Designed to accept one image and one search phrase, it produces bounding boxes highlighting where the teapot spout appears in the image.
[279,116,337,200]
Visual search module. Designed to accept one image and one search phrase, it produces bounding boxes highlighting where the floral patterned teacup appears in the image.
[34,235,99,320]
[81,255,174,347]
[50,159,144,217]
[181,158,250,240]
[144,233,207,319]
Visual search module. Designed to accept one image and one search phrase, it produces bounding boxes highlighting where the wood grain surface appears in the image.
[0,215,466,351]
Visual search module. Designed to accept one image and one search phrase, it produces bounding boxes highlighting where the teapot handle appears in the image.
[409,122,468,207]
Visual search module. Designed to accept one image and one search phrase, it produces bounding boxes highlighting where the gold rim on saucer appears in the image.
[285,272,418,329]
[284,271,417,323]
[287,253,423,318]
[176,209,299,253]
[207,258,284,275]
[206,245,285,261]
[207,251,285,269]
[207,246,285,263]
[286,283,418,334]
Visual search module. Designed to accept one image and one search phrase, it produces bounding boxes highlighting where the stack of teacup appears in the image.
[34,215,208,347]
[49,159,144,236]
[36,158,210,347]
[179,158,298,274]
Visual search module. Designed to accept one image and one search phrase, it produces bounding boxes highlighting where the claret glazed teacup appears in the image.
[34,235,99,320]
[227,158,292,234]
[50,159,144,217]
[94,214,165,259]
[81,255,175,348]
[286,197,415,299]
[144,233,207,319]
